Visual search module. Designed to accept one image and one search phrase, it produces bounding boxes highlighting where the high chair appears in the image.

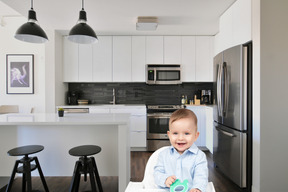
[125,146,216,192]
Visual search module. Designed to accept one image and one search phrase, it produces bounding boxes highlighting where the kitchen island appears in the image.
[0,113,130,192]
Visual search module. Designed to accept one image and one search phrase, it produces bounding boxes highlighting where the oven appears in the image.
[146,105,184,151]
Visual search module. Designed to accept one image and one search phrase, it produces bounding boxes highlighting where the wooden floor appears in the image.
[0,151,243,192]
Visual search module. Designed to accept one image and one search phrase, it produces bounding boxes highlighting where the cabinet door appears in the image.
[113,36,132,82]
[93,36,113,82]
[79,44,93,82]
[181,36,196,82]
[130,115,146,131]
[130,132,146,147]
[63,37,78,82]
[132,36,146,82]
[146,36,163,64]
[195,36,213,82]
[164,36,182,64]
[206,107,213,153]
[186,106,206,147]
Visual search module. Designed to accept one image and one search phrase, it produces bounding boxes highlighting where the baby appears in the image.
[154,108,208,192]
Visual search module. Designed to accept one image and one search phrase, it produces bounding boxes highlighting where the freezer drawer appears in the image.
[213,122,247,188]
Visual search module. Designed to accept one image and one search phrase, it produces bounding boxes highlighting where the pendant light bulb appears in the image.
[14,0,48,44]
[68,0,98,44]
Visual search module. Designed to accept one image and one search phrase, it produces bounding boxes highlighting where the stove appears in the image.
[146,104,185,151]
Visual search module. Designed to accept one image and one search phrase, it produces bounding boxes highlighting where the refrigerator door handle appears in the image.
[217,63,223,117]
[242,46,248,131]
[223,62,229,117]
[216,126,236,137]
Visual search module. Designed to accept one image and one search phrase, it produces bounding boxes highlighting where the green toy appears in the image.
[170,179,189,192]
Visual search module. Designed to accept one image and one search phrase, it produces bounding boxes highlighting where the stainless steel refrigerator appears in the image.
[213,42,252,191]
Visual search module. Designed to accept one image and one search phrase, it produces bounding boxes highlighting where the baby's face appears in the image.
[168,118,199,155]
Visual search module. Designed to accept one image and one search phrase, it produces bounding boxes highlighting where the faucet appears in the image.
[110,88,116,105]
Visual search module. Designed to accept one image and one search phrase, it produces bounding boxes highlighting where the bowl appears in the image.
[77,100,89,105]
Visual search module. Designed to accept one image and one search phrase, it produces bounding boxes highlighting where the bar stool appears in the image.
[69,145,103,192]
[6,145,49,192]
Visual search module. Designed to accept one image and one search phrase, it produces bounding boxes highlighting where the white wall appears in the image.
[0,17,46,113]
[253,0,288,191]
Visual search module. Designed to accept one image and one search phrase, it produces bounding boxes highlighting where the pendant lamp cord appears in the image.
[31,0,33,10]
[82,0,84,10]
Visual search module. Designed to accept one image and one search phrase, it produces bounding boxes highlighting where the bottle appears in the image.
[181,95,186,105]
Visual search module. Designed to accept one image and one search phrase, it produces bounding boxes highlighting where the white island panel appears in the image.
[0,113,130,192]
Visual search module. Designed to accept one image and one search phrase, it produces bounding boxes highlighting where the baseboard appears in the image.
[131,147,147,151]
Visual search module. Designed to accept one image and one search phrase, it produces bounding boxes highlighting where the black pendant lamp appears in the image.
[15,0,48,43]
[68,0,98,44]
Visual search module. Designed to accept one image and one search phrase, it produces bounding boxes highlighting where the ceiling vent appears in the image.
[136,17,158,31]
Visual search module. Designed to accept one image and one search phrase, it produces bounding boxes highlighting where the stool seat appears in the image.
[7,145,44,157]
[69,145,101,157]
[6,145,49,192]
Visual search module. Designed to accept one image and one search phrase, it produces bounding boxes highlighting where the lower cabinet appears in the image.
[205,106,213,153]
[186,105,214,153]
[186,106,206,148]
[104,106,147,148]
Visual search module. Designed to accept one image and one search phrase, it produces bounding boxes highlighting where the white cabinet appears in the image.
[79,44,93,82]
[164,36,182,64]
[132,36,146,82]
[109,106,147,148]
[206,106,213,153]
[92,36,113,82]
[186,106,206,147]
[113,36,132,82]
[63,35,214,83]
[89,107,110,113]
[146,36,163,64]
[195,36,213,82]
[181,36,196,82]
[215,0,251,54]
[63,37,78,82]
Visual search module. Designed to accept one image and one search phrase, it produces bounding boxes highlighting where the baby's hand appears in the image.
[189,188,201,192]
[165,175,176,187]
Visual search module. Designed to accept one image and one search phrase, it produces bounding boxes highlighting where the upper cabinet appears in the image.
[181,36,196,82]
[146,36,164,64]
[62,35,213,83]
[214,0,251,54]
[132,36,146,82]
[164,36,182,64]
[93,36,113,82]
[113,36,132,82]
[63,37,78,82]
[195,36,213,82]
[78,44,93,82]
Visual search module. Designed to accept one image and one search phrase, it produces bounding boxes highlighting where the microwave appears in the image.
[146,64,182,85]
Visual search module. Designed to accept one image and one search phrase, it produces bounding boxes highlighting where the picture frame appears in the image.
[6,54,34,94]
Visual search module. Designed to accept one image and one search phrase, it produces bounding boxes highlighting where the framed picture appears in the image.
[6,54,34,94]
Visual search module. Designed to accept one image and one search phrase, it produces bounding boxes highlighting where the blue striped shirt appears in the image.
[154,144,208,192]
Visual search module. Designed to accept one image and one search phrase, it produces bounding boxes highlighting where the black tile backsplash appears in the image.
[68,82,213,105]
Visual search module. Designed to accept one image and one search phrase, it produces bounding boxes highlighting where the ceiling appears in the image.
[0,0,236,36]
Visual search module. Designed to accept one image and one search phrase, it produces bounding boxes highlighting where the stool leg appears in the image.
[75,172,81,192]
[88,160,97,192]
[33,157,49,192]
[69,161,81,192]
[6,160,20,192]
[22,173,26,192]
[23,158,32,192]
[91,157,103,192]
